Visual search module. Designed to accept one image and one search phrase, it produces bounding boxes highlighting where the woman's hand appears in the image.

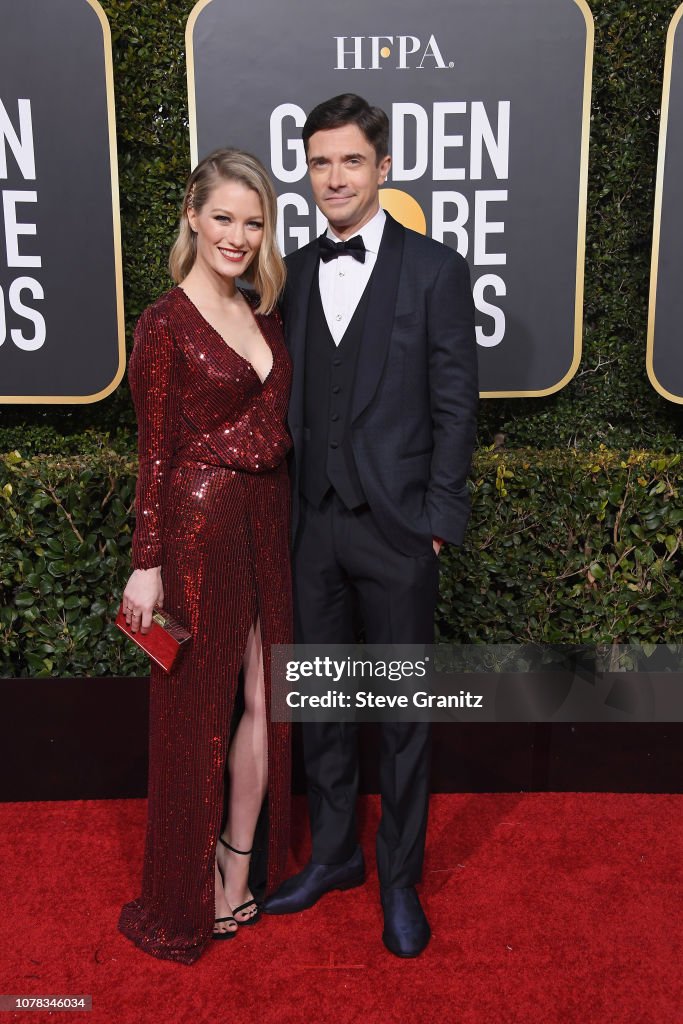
[122,567,164,634]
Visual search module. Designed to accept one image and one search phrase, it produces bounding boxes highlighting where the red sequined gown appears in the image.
[118,286,292,964]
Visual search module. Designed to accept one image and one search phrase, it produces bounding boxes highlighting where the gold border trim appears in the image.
[481,0,594,397]
[186,0,593,399]
[186,0,216,170]
[646,3,683,404]
[0,0,125,405]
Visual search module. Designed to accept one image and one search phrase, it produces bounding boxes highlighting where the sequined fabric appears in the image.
[118,287,292,965]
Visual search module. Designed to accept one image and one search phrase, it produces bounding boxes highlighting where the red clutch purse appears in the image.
[115,602,192,673]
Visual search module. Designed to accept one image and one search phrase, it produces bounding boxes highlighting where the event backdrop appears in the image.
[187,0,593,397]
[0,0,123,404]
[648,3,683,404]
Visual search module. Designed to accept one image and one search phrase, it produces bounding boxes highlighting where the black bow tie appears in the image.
[318,234,366,264]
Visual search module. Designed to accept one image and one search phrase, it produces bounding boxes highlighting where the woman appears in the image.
[118,149,292,964]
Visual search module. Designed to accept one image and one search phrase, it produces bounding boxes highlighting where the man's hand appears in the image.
[432,537,444,556]
[122,566,164,634]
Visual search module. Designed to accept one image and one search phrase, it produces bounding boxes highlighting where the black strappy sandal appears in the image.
[213,914,238,940]
[218,837,262,926]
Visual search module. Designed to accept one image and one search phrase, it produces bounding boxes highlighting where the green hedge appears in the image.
[1,1,683,451]
[2,3,683,675]
[440,448,683,645]
[0,450,143,677]
[1,448,681,677]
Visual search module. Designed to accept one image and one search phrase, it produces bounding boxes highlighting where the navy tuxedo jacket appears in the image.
[282,211,478,557]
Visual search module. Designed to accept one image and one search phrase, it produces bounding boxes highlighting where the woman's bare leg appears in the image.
[216,618,268,922]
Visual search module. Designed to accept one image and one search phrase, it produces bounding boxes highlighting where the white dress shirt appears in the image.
[318,207,386,345]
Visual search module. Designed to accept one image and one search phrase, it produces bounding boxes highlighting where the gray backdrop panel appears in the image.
[190,0,591,395]
[0,0,121,400]
[651,9,683,402]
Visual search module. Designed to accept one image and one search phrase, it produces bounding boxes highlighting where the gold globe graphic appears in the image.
[380,189,427,235]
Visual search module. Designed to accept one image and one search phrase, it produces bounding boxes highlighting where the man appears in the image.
[263,94,478,957]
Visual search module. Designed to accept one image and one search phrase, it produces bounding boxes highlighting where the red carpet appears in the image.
[1,794,681,1024]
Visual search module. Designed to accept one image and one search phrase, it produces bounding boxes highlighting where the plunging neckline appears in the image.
[175,286,274,385]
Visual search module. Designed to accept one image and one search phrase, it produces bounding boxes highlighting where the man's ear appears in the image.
[378,153,392,184]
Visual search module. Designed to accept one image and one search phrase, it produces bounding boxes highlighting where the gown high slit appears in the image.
[118,286,292,964]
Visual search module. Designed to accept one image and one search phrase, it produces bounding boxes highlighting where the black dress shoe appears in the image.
[381,887,431,958]
[263,847,365,915]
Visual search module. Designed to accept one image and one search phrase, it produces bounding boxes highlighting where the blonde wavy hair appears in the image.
[169,148,285,314]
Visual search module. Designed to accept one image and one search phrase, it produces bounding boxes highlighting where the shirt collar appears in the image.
[326,206,386,254]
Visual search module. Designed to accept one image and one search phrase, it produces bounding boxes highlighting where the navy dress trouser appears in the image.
[293,492,439,888]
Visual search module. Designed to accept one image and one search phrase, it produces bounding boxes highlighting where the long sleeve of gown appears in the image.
[128,307,182,569]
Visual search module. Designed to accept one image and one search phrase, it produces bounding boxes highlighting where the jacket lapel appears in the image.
[351,212,405,422]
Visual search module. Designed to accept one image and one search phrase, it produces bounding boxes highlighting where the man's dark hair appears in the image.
[302,94,390,163]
